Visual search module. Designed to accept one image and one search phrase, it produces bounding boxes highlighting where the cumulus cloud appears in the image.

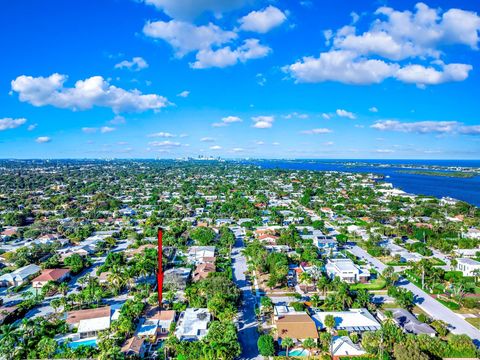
[27,123,37,131]
[459,125,480,135]
[238,6,287,33]
[110,115,126,125]
[191,38,271,69]
[11,74,170,113]
[0,118,27,131]
[284,3,478,86]
[148,132,176,138]
[284,50,399,85]
[209,145,222,150]
[301,128,333,134]
[212,115,242,127]
[336,109,356,119]
[35,136,51,143]
[369,107,378,112]
[333,3,480,60]
[82,127,97,134]
[114,57,149,71]
[177,90,190,98]
[143,0,250,20]
[143,20,237,57]
[252,115,274,128]
[371,120,460,134]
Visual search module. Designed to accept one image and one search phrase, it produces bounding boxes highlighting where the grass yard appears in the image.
[466,317,480,329]
[350,277,387,291]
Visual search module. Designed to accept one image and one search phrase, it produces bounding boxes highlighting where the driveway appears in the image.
[349,245,480,345]
[232,236,263,360]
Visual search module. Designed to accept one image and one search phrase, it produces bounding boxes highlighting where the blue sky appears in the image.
[0,0,479,159]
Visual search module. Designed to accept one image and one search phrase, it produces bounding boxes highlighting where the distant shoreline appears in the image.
[396,170,477,178]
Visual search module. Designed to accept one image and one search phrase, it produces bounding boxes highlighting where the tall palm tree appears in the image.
[282,337,294,358]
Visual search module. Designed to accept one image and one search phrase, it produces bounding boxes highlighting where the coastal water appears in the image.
[243,160,480,207]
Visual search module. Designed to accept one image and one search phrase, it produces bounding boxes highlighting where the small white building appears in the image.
[187,246,215,265]
[312,308,381,332]
[457,258,480,276]
[175,308,211,341]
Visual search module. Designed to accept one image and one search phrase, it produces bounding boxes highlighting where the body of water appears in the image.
[243,159,480,207]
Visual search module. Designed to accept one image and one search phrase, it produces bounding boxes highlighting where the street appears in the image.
[232,235,263,360]
[349,245,480,345]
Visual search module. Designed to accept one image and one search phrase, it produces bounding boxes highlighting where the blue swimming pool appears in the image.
[278,348,309,356]
[68,338,98,349]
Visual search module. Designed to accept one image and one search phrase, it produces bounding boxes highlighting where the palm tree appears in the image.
[58,282,68,296]
[302,338,317,359]
[282,337,294,358]
[310,294,321,308]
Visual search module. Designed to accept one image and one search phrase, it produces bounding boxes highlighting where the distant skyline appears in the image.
[1,0,480,159]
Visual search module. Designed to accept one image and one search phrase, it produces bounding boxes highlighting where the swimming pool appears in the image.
[68,338,98,349]
[278,348,310,356]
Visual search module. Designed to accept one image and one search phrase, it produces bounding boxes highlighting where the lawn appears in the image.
[350,277,387,291]
[466,317,480,329]
[437,298,461,310]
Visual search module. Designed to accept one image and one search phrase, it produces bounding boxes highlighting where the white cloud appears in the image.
[284,3,478,86]
[209,145,222,150]
[177,90,190,98]
[375,149,394,153]
[323,141,334,146]
[284,112,309,119]
[255,140,265,145]
[82,127,97,134]
[212,115,242,127]
[322,113,331,120]
[27,123,37,131]
[301,128,333,134]
[143,20,237,57]
[284,50,399,85]
[148,132,176,138]
[232,147,244,152]
[149,140,181,147]
[238,6,287,33]
[252,115,274,129]
[395,62,472,86]
[201,137,215,142]
[369,107,378,113]
[0,118,26,131]
[100,126,115,133]
[336,109,356,119]
[114,57,149,71]
[11,74,170,113]
[143,0,249,20]
[459,125,480,135]
[333,3,480,61]
[35,136,51,143]
[191,38,271,69]
[371,119,459,134]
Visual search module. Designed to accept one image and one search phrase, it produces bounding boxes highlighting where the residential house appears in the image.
[137,307,176,342]
[275,312,319,342]
[32,268,71,288]
[66,306,113,339]
[377,309,436,337]
[187,246,216,265]
[164,267,192,290]
[192,263,215,282]
[0,264,41,287]
[175,308,211,341]
[312,309,381,332]
[456,258,480,276]
[121,336,146,358]
[331,336,366,359]
[325,258,370,283]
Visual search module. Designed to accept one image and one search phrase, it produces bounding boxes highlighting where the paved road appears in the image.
[349,245,480,346]
[232,236,262,360]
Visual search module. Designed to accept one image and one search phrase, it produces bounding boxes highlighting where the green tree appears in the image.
[282,337,294,358]
[258,334,275,356]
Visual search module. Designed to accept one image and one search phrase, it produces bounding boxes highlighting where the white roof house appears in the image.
[312,309,381,332]
[175,308,211,341]
[0,264,41,287]
[187,246,215,264]
[457,258,480,276]
[325,258,370,283]
[331,336,366,357]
